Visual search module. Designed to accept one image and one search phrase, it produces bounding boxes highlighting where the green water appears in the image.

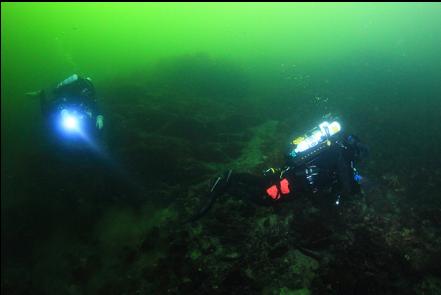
[2,3,441,294]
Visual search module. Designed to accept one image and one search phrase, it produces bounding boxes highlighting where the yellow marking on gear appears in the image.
[293,137,304,145]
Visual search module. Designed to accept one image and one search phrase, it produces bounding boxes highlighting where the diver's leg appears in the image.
[229,172,271,206]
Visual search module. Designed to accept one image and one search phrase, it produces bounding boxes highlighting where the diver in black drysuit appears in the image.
[28,74,104,132]
[187,123,368,223]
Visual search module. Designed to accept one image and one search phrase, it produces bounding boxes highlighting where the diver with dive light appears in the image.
[27,74,104,145]
[187,115,368,223]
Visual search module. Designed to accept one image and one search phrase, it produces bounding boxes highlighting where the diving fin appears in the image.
[184,169,233,224]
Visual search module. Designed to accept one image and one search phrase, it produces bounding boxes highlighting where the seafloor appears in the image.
[2,55,441,294]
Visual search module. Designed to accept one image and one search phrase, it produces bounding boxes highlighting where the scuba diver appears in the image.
[27,74,104,146]
[187,116,368,223]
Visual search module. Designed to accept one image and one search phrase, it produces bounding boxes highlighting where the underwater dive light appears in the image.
[55,108,100,151]
[60,109,81,132]
[62,115,78,130]
[291,121,341,155]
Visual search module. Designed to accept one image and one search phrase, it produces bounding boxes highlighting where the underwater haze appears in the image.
[2,2,441,294]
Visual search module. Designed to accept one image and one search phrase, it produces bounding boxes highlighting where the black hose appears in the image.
[183,170,233,224]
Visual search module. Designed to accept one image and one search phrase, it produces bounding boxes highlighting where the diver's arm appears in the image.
[85,78,103,129]
[87,96,102,116]
[345,134,369,159]
[93,102,104,130]
[85,91,104,130]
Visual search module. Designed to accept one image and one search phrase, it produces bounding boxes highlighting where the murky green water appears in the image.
[2,3,441,294]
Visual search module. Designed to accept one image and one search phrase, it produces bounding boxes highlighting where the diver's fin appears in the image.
[184,170,233,224]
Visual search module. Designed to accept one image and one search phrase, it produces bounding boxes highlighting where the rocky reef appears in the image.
[3,55,440,295]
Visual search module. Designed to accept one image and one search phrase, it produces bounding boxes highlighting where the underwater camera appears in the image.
[287,120,342,166]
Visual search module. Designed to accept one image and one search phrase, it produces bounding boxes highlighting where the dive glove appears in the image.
[96,115,104,130]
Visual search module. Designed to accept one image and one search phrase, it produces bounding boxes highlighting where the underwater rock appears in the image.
[415,276,441,294]
[284,250,319,288]
[232,120,280,171]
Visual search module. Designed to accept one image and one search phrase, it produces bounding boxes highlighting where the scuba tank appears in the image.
[57,74,79,88]
[287,120,342,167]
